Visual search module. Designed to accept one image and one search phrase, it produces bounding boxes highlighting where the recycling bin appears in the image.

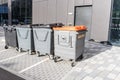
[16,25,34,54]
[32,25,54,56]
[3,25,18,49]
[53,26,87,66]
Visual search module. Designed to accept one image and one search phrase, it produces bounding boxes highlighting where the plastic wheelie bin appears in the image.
[16,25,34,54]
[53,26,87,67]
[3,25,18,49]
[32,24,54,57]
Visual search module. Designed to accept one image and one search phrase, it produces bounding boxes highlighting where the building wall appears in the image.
[32,0,112,41]
[0,0,8,4]
[91,0,112,41]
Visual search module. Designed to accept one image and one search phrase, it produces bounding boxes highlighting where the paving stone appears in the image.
[22,60,72,80]
[1,32,120,80]
[82,76,93,80]
[115,74,120,80]
[114,66,120,72]
[88,69,101,78]
[93,77,103,80]
[107,73,117,80]
[84,69,93,74]
[98,70,110,78]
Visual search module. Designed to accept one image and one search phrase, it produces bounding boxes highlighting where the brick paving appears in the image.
[62,43,120,80]
[1,27,120,80]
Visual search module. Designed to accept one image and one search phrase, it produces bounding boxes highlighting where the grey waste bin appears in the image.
[53,26,87,66]
[16,25,34,54]
[3,25,18,49]
[32,25,54,57]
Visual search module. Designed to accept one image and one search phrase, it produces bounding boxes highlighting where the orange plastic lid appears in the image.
[53,25,87,31]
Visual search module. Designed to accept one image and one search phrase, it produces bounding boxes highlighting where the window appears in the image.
[12,0,32,24]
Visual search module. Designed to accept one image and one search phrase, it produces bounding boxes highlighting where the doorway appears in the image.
[74,6,92,40]
[109,0,120,46]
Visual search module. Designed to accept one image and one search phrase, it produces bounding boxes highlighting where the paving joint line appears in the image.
[0,53,27,62]
[0,49,8,53]
[19,58,49,73]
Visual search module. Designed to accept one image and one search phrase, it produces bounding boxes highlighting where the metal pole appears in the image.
[0,0,3,26]
[8,0,12,25]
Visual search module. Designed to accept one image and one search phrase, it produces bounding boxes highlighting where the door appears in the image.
[75,6,92,40]
[109,0,120,46]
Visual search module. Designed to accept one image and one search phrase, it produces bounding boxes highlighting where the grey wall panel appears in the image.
[38,1,44,24]
[91,0,112,41]
[75,0,84,6]
[42,1,48,24]
[56,0,68,25]
[84,0,92,5]
[32,2,39,24]
[33,0,48,24]
[47,0,57,24]
[67,0,75,26]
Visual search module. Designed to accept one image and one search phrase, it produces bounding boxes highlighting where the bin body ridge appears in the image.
[16,25,34,52]
[3,26,18,49]
[33,26,54,55]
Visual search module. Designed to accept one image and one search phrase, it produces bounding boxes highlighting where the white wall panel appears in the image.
[91,0,112,41]
[56,0,68,25]
[75,0,84,6]
[47,0,57,24]
[84,0,92,5]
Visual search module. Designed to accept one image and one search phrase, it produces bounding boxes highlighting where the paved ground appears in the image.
[0,26,120,80]
[62,44,120,80]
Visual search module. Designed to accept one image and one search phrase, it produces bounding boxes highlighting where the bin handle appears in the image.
[57,35,72,48]
[58,35,59,45]
[34,31,48,41]
[6,28,12,32]
[70,36,73,48]
[17,30,29,39]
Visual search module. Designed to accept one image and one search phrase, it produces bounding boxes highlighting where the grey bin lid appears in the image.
[31,23,64,28]
[3,25,16,30]
[32,24,52,29]
[16,25,32,28]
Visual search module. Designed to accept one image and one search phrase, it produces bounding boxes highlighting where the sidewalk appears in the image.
[1,27,120,80]
[62,42,120,80]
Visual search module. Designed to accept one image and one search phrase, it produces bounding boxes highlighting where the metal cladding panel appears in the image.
[91,0,112,41]
[38,1,48,24]
[32,2,39,24]
[84,0,92,5]
[56,0,68,25]
[32,0,48,24]
[67,0,75,26]
[47,0,57,24]
[75,0,84,6]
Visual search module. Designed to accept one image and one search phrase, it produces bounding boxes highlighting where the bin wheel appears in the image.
[46,54,54,60]
[16,47,19,51]
[71,62,76,67]
[5,45,8,49]
[37,52,41,57]
[79,54,83,60]
[28,50,32,55]
[18,48,22,53]
[54,57,58,62]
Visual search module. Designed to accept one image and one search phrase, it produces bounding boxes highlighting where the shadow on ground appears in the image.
[82,41,112,60]
[0,27,4,37]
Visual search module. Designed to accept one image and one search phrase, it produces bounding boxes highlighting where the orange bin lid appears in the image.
[53,25,87,31]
